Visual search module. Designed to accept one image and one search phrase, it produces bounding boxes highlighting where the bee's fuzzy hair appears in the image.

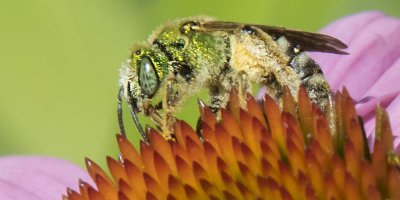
[147,16,215,44]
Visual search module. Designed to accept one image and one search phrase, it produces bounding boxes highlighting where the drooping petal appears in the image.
[384,96,400,151]
[0,156,92,200]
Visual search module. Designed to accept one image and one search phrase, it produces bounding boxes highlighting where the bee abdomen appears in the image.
[276,36,323,80]
[276,36,331,109]
[292,52,331,109]
[290,52,323,81]
[302,74,331,109]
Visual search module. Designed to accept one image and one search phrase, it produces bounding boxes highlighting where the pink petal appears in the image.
[312,12,400,98]
[310,11,387,77]
[310,11,400,150]
[0,156,92,200]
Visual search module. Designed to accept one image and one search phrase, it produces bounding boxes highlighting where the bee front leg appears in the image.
[158,79,181,140]
[142,101,164,132]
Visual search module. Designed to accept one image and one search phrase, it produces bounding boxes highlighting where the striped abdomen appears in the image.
[276,36,331,109]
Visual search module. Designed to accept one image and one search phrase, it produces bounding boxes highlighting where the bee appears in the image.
[118,17,347,142]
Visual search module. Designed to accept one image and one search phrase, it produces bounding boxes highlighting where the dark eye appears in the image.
[138,57,159,97]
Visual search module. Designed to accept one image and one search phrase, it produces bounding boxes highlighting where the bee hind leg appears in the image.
[209,85,230,114]
[261,73,284,104]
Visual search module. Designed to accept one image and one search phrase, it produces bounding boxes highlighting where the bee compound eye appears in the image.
[138,57,159,97]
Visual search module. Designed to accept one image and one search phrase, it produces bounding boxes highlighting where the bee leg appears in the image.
[195,99,208,140]
[118,85,149,142]
[195,117,204,141]
[126,85,149,143]
[158,79,180,140]
[236,72,253,105]
[154,101,163,110]
[262,73,284,104]
[196,94,226,141]
[147,104,164,129]
[150,101,164,132]
[117,87,126,136]
[128,100,148,143]
[209,83,232,114]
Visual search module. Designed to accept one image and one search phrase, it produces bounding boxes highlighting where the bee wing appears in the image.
[200,21,348,54]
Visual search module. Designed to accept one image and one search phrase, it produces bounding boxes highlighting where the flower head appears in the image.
[64,87,400,200]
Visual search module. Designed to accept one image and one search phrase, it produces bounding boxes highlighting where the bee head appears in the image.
[120,46,169,113]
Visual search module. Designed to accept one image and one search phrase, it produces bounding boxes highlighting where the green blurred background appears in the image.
[1,0,399,169]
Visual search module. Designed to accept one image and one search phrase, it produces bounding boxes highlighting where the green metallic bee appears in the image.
[118,17,347,142]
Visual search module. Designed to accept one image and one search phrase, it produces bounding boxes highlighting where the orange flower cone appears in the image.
[64,86,400,200]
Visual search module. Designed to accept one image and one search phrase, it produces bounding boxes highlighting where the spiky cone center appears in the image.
[64,86,400,200]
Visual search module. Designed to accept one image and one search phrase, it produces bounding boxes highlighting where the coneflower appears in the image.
[64,86,400,200]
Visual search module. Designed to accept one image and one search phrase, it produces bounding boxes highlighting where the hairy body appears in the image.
[118,17,347,141]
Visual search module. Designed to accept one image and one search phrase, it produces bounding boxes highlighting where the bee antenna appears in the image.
[117,87,126,136]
